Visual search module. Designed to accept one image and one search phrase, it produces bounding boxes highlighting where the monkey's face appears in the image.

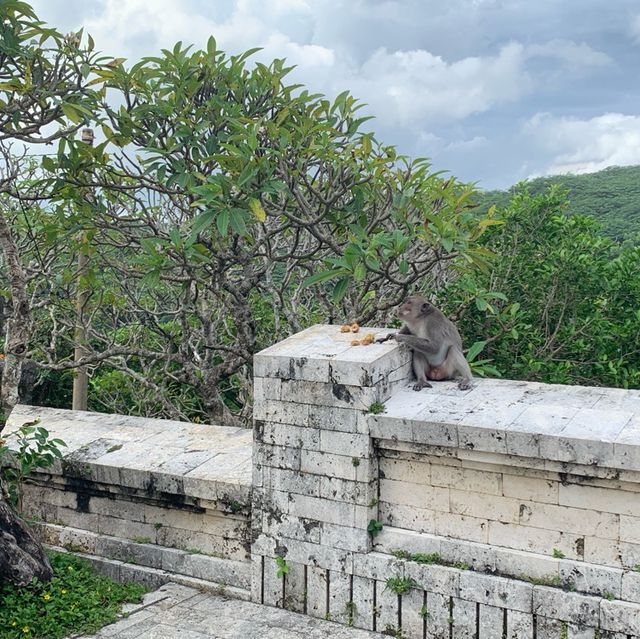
[398,296,430,321]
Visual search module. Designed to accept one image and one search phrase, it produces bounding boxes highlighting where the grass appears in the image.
[0,551,147,639]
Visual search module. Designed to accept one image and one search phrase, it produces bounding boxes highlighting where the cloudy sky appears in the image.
[32,0,640,189]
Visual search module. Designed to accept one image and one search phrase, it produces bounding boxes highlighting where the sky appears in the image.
[31,0,640,190]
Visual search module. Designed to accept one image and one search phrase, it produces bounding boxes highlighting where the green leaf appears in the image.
[61,103,83,124]
[190,209,216,239]
[475,298,488,311]
[249,198,266,222]
[301,268,343,288]
[217,209,230,236]
[332,277,350,302]
[466,341,486,362]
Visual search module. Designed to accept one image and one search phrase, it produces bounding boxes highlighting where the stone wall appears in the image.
[4,405,253,597]
[251,324,640,638]
[6,323,640,636]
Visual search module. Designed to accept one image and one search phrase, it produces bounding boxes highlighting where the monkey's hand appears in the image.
[375,333,397,344]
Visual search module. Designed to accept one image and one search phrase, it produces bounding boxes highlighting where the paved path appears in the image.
[75,583,383,638]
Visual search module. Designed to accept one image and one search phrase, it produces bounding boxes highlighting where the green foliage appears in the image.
[367,519,383,537]
[477,166,640,243]
[367,402,386,415]
[385,576,418,596]
[275,555,289,578]
[449,187,640,389]
[552,548,566,559]
[0,551,146,639]
[0,420,66,509]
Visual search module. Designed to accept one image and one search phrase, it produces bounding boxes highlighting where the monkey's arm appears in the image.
[375,326,410,344]
[393,334,438,356]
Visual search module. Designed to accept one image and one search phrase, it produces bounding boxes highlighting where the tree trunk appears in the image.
[0,498,52,586]
[0,209,32,423]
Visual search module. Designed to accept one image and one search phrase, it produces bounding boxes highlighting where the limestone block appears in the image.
[401,588,427,639]
[532,586,600,626]
[380,478,449,511]
[300,449,359,480]
[505,610,534,639]
[320,522,369,553]
[267,467,319,497]
[451,597,476,639]
[352,551,405,581]
[259,421,320,451]
[376,581,400,633]
[584,536,623,568]
[319,430,371,458]
[567,624,597,639]
[450,489,520,524]
[559,482,640,517]
[255,442,301,472]
[253,399,310,426]
[601,599,640,634]
[252,377,282,402]
[432,465,502,496]
[404,563,460,598]
[373,526,442,558]
[283,560,306,613]
[425,591,452,639]
[622,570,640,603]
[519,502,619,540]
[282,538,353,573]
[502,474,559,504]
[379,503,436,534]
[186,553,251,589]
[262,558,284,608]
[251,555,263,603]
[534,617,564,638]
[478,604,504,639]
[444,547,494,577]
[289,493,356,527]
[459,571,532,612]
[263,513,321,544]
[436,512,489,544]
[306,565,328,618]
[307,405,359,434]
[379,456,432,484]
[560,561,622,599]
[328,569,352,625]
[318,476,371,506]
[492,547,559,582]
[352,574,375,630]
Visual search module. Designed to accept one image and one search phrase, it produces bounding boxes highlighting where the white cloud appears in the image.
[526,39,611,69]
[524,112,640,176]
[350,42,531,125]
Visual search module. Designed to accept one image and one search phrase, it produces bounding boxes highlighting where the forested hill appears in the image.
[476,165,640,243]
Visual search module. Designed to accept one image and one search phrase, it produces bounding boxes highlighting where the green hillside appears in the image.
[476,165,640,244]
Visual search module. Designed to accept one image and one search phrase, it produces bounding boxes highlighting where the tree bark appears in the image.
[0,498,52,586]
[0,209,33,423]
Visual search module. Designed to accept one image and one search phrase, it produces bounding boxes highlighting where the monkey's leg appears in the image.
[412,352,432,391]
[448,347,473,390]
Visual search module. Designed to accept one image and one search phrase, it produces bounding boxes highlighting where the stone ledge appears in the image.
[371,377,640,471]
[254,324,411,387]
[4,405,252,500]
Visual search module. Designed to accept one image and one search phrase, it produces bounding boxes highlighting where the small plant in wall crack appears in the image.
[382,625,407,638]
[367,519,383,537]
[552,548,566,559]
[419,605,430,619]
[345,601,357,626]
[385,576,418,596]
[368,402,386,415]
[275,555,289,578]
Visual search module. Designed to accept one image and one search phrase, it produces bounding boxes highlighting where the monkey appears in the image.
[377,295,473,391]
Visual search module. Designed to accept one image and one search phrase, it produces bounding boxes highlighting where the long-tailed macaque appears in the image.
[378,295,473,391]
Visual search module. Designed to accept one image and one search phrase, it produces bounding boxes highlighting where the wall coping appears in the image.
[4,405,252,501]
[256,324,640,471]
